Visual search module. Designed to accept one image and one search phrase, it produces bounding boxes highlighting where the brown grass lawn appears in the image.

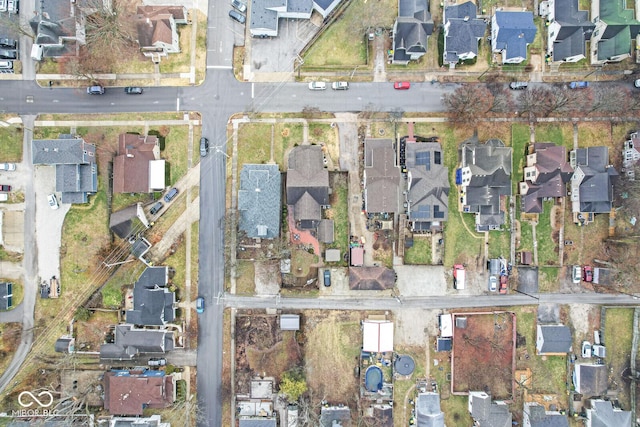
[75,310,119,352]
[236,261,256,295]
[0,323,21,375]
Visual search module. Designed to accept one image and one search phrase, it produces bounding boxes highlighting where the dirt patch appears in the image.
[75,310,119,352]
[452,312,516,399]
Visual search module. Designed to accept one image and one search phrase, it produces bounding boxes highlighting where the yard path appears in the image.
[402,383,416,426]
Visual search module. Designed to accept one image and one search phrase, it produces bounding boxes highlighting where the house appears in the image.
[589,0,640,64]
[32,135,98,204]
[135,6,188,61]
[622,131,640,179]
[536,324,572,355]
[416,392,444,427]
[539,0,594,62]
[349,267,396,290]
[113,133,165,194]
[364,139,401,214]
[585,399,632,426]
[523,402,569,427]
[320,405,351,427]
[103,369,175,416]
[491,11,537,64]
[520,143,573,213]
[367,404,393,427]
[126,266,176,326]
[239,164,282,239]
[569,147,618,224]
[362,320,394,353]
[391,0,434,65]
[29,0,82,59]
[250,0,341,37]
[457,137,512,231]
[0,282,12,310]
[405,142,449,232]
[573,364,608,396]
[443,2,487,66]
[109,203,151,240]
[468,391,512,427]
[105,415,170,427]
[286,145,330,230]
[100,324,174,360]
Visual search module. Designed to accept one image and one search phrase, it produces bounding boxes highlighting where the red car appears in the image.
[394,81,411,90]
[499,275,508,294]
[583,265,593,282]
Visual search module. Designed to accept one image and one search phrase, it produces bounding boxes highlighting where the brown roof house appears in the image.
[286,145,330,230]
[364,139,401,214]
[135,5,188,61]
[113,133,165,194]
[349,267,396,290]
[520,143,573,213]
[104,368,175,416]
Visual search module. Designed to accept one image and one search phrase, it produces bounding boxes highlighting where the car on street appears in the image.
[323,269,331,287]
[87,85,105,95]
[229,9,246,24]
[0,49,17,60]
[231,0,247,12]
[0,185,11,192]
[149,201,163,215]
[488,275,497,292]
[583,265,593,282]
[572,265,581,284]
[308,81,327,91]
[7,0,17,13]
[331,81,349,90]
[569,81,589,89]
[581,341,592,358]
[394,81,411,90]
[0,163,16,171]
[124,86,143,94]
[499,275,508,294]
[196,296,205,313]
[509,81,528,90]
[47,193,59,210]
[635,79,640,88]
[200,137,209,157]
[0,39,16,48]
[148,358,166,366]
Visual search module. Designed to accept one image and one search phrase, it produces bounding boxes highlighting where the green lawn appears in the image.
[603,308,634,409]
[511,123,530,185]
[534,123,573,148]
[404,236,432,265]
[0,122,23,162]
[326,176,348,265]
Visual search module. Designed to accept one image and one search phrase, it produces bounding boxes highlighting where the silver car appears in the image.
[231,0,247,12]
[0,163,16,171]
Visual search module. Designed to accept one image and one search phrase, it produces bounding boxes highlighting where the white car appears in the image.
[331,81,349,90]
[308,81,326,91]
[47,194,59,210]
[635,79,640,88]
[0,163,16,171]
[581,341,592,358]
[488,275,497,292]
[0,0,7,12]
[572,265,581,284]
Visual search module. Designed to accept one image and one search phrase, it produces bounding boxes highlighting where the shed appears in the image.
[519,251,533,265]
[0,282,13,310]
[55,336,75,353]
[436,337,452,352]
[439,314,453,338]
[363,320,394,353]
[351,247,364,266]
[280,314,300,331]
[325,249,341,263]
[455,316,467,329]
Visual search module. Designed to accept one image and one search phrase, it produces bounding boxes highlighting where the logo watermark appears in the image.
[18,391,54,408]
[10,390,58,418]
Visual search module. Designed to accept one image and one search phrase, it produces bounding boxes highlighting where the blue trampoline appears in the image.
[365,366,383,392]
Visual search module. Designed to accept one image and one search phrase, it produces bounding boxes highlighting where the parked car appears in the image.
[0,49,17,60]
[634,79,640,88]
[0,60,11,70]
[0,185,12,192]
[231,0,247,12]
[572,265,581,284]
[331,81,349,90]
[196,296,205,313]
[148,358,166,366]
[499,275,508,294]
[229,9,246,24]
[581,341,592,358]
[394,81,411,90]
[569,81,589,89]
[0,0,7,12]
[0,194,7,202]
[453,264,465,290]
[149,201,163,215]
[0,163,16,171]
[87,85,105,95]
[200,137,209,157]
[509,81,528,90]
[0,39,16,49]
[124,86,143,94]
[488,275,497,292]
[323,269,331,287]
[308,81,327,91]
[7,0,17,13]
[583,265,593,282]
[164,187,179,202]
[47,194,59,210]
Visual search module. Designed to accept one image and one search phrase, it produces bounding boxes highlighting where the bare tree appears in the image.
[0,14,34,39]
[442,84,494,126]
[486,83,514,114]
[590,86,626,115]
[83,0,138,54]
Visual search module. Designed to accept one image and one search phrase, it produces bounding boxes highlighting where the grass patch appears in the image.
[164,233,187,294]
[534,123,573,148]
[290,249,318,278]
[235,260,255,295]
[488,229,510,258]
[0,246,23,263]
[161,125,190,185]
[538,267,560,292]
[536,201,558,266]
[36,112,185,122]
[236,122,303,168]
[0,122,23,162]
[511,123,530,186]
[577,122,612,148]
[404,236,432,265]
[603,308,634,409]
[112,193,156,213]
[326,175,348,265]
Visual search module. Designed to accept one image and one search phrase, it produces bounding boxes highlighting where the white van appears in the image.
[31,44,43,61]
[0,193,8,202]
[0,60,12,69]
[453,264,465,290]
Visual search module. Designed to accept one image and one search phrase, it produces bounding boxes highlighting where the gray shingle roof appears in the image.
[521,143,573,213]
[320,406,351,427]
[287,145,329,225]
[126,267,175,326]
[573,147,618,213]
[33,136,95,165]
[574,364,608,395]
[364,139,401,213]
[100,325,174,360]
[392,0,434,63]
[238,418,277,427]
[416,393,444,427]
[536,324,572,354]
[550,0,594,61]
[444,2,486,63]
[493,11,537,61]
[588,399,632,427]
[239,164,282,239]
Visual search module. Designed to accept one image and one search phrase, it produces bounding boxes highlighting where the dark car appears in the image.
[229,9,246,24]
[200,137,209,157]
[0,185,11,192]
[323,269,331,286]
[583,265,593,282]
[0,49,17,60]
[124,86,143,94]
[0,39,16,48]
[149,201,163,215]
[164,187,179,202]
[394,81,411,90]
[87,85,105,95]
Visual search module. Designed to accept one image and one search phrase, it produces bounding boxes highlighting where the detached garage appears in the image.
[363,320,394,353]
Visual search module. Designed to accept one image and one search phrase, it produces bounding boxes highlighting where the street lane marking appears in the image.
[251,83,254,99]
[177,98,180,111]
[206,65,233,69]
